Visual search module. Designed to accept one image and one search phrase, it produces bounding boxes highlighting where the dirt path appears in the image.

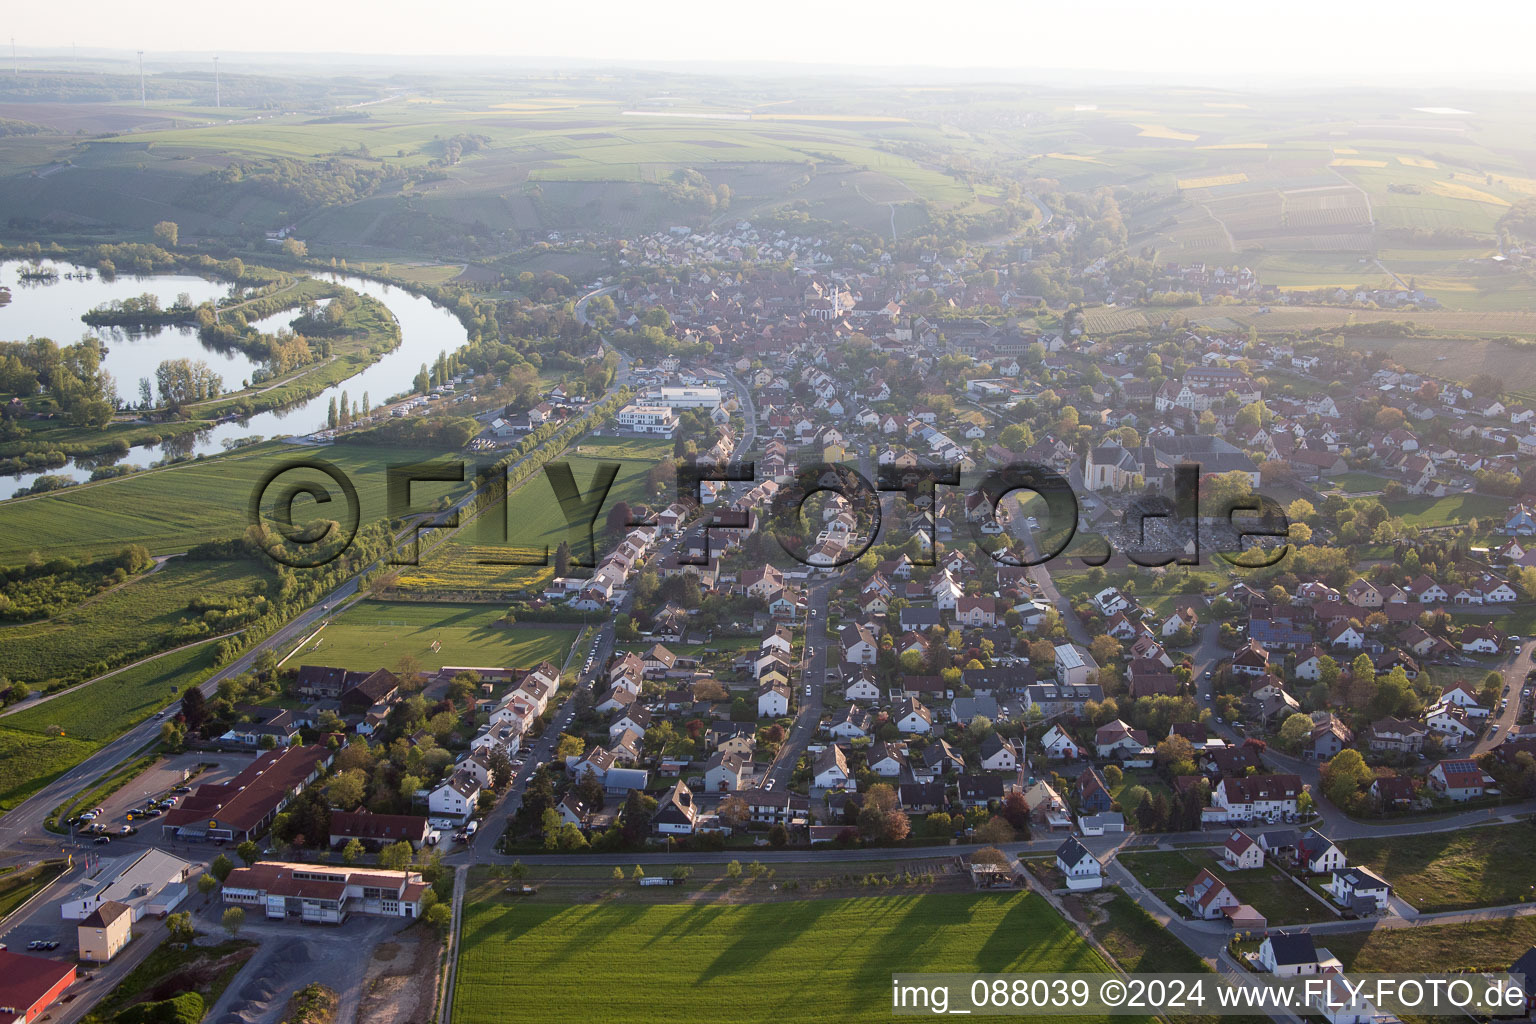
[356,929,442,1024]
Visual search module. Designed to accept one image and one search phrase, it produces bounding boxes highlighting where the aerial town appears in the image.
[2,18,1536,1024]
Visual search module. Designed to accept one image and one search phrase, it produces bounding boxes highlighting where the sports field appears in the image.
[297,600,575,672]
[453,892,1138,1024]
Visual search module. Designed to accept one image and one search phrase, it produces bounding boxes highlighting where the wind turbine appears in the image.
[138,51,145,107]
[213,56,220,108]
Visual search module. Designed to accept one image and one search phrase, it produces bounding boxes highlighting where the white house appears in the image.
[1093,587,1130,616]
[1040,725,1083,760]
[978,735,1019,772]
[428,772,481,821]
[1259,933,1327,976]
[843,673,882,702]
[813,745,852,790]
[1054,644,1090,686]
[1296,830,1346,873]
[757,681,791,718]
[1182,868,1239,919]
[1222,829,1265,870]
[1055,837,1103,891]
[895,698,934,735]
[1327,867,1391,912]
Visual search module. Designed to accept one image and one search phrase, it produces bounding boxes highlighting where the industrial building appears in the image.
[59,849,193,922]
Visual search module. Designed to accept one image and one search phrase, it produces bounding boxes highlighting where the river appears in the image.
[0,260,470,495]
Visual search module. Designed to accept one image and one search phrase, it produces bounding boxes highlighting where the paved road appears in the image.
[762,582,832,789]
[0,346,634,861]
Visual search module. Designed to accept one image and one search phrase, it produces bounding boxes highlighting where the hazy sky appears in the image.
[8,0,1536,84]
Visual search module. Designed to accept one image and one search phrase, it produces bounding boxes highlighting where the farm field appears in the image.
[0,640,221,810]
[1,638,220,742]
[453,891,1140,1024]
[1380,492,1509,527]
[0,557,261,685]
[0,441,467,564]
[1206,305,1536,337]
[0,727,101,812]
[300,600,575,672]
[1117,849,1334,926]
[1342,826,1536,913]
[1326,916,1536,974]
[0,90,992,244]
[393,450,660,595]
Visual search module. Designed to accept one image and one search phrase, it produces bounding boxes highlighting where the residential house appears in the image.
[1182,869,1239,920]
[1428,758,1492,801]
[1222,829,1264,870]
[1055,837,1103,891]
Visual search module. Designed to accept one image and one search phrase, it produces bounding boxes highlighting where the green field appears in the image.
[1380,492,1510,528]
[0,860,67,921]
[0,558,259,684]
[1343,825,1536,912]
[0,441,468,563]
[2,638,220,742]
[453,891,1141,1024]
[1327,916,1536,974]
[300,600,575,672]
[1118,849,1334,926]
[0,728,99,811]
[0,639,221,810]
[393,450,660,594]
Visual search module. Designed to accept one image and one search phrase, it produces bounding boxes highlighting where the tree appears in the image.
[575,769,605,811]
[718,795,749,829]
[165,910,195,942]
[210,854,235,882]
[726,859,743,880]
[998,792,1033,837]
[426,902,452,932]
[379,840,414,871]
[1119,785,1150,816]
[222,906,245,938]
[180,686,208,733]
[341,838,364,865]
[605,501,634,540]
[197,873,218,896]
[768,823,788,848]
[1103,764,1123,788]
[974,816,1015,844]
[489,748,515,791]
[1278,712,1312,751]
[1321,749,1373,810]
[236,840,259,866]
[326,769,367,810]
[153,221,179,249]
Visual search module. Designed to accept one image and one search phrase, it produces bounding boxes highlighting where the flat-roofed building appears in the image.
[221,861,432,925]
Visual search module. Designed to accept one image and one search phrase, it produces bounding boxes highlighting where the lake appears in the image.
[0,260,471,493]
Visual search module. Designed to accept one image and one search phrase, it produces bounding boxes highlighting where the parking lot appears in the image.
[67,751,257,851]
